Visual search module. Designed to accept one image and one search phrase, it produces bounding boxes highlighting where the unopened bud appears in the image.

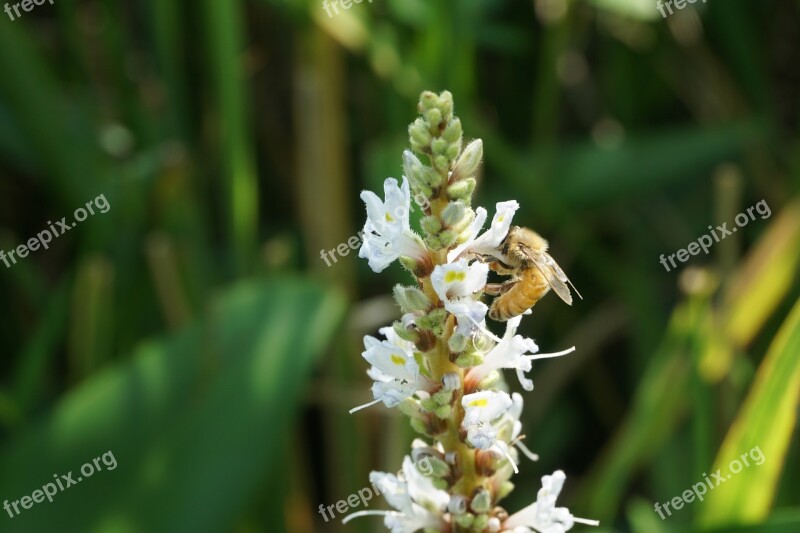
[451,139,483,181]
[431,138,448,155]
[448,333,468,353]
[455,351,484,368]
[438,229,457,247]
[455,513,476,528]
[471,489,492,514]
[409,118,431,149]
[419,91,438,111]
[417,308,448,336]
[447,177,476,201]
[441,201,466,227]
[438,90,454,119]
[473,514,490,530]
[443,118,462,143]
[392,320,418,343]
[424,108,442,128]
[434,155,449,172]
[420,215,442,235]
[498,481,515,500]
[393,285,431,313]
[446,141,462,161]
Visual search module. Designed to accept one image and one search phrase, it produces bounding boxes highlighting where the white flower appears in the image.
[448,200,520,263]
[503,471,599,532]
[359,177,428,273]
[466,316,576,391]
[343,456,448,533]
[431,259,489,337]
[350,327,430,414]
[461,390,513,450]
[496,393,540,463]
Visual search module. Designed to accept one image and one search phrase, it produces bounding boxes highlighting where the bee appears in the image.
[486,226,581,321]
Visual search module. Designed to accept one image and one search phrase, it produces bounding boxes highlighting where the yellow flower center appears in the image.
[390,354,406,366]
[468,398,488,408]
[444,271,466,283]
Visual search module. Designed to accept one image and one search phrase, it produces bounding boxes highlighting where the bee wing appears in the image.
[524,247,582,305]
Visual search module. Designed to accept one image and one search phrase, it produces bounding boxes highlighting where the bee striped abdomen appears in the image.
[489,268,550,321]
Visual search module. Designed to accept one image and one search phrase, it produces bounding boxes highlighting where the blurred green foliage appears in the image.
[0,0,798,532]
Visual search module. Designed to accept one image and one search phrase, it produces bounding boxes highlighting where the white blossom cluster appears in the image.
[345,91,598,533]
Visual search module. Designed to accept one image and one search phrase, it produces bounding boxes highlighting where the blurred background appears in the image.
[0,0,798,532]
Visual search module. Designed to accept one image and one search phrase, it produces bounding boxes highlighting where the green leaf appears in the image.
[697,299,800,527]
[0,279,345,532]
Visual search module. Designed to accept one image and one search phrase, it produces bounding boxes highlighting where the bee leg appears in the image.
[488,261,516,276]
[484,280,516,295]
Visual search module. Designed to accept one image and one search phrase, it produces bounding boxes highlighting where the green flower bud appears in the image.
[470,489,492,513]
[479,371,501,390]
[441,201,466,228]
[438,229,457,247]
[443,118,462,143]
[398,398,423,419]
[393,320,419,343]
[432,478,449,490]
[451,139,483,181]
[448,332,468,353]
[419,91,438,111]
[417,308,448,336]
[410,418,429,436]
[400,254,434,278]
[420,397,437,412]
[446,140,462,161]
[455,513,475,528]
[420,216,442,235]
[434,155,449,172]
[421,455,451,478]
[447,177,476,201]
[425,167,442,188]
[424,108,442,129]
[438,90,454,120]
[432,389,453,406]
[393,284,431,313]
[431,138,448,155]
[472,514,490,530]
[424,234,443,250]
[498,481,515,500]
[455,351,484,368]
[434,404,451,419]
[409,118,431,149]
[403,149,425,180]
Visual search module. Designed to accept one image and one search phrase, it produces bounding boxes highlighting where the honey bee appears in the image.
[486,226,581,321]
